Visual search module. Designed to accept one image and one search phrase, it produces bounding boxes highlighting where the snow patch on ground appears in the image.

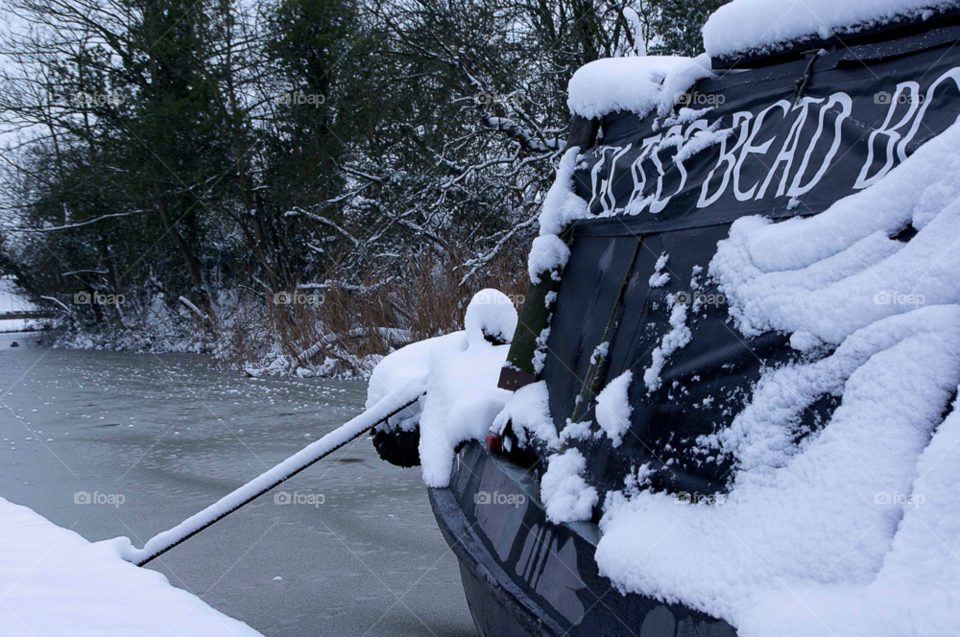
[0,497,260,636]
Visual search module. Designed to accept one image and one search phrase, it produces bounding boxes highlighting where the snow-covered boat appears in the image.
[372,2,960,635]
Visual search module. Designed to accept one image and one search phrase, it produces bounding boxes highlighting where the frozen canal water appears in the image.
[0,333,475,636]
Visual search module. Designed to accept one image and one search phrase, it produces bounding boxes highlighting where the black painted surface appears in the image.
[432,21,960,637]
[542,22,960,498]
[430,442,738,636]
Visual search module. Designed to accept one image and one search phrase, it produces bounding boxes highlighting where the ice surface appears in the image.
[123,373,428,564]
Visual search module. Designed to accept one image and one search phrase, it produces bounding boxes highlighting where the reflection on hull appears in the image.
[429,442,737,636]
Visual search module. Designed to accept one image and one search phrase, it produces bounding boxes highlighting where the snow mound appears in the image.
[595,118,960,636]
[595,370,634,447]
[366,333,460,432]
[417,331,512,486]
[527,146,587,287]
[703,0,959,60]
[464,288,518,345]
[540,448,599,524]
[528,234,570,284]
[567,55,713,120]
[492,380,560,451]
[710,119,960,344]
[0,497,260,636]
[537,147,589,237]
[367,290,514,487]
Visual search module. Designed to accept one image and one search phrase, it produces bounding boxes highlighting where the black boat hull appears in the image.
[429,442,737,637]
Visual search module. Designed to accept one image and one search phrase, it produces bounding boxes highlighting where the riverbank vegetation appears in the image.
[0,0,721,375]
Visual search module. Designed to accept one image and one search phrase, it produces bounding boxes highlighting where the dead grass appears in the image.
[212,244,528,375]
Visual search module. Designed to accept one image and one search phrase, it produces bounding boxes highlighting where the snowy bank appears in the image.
[0,497,261,636]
